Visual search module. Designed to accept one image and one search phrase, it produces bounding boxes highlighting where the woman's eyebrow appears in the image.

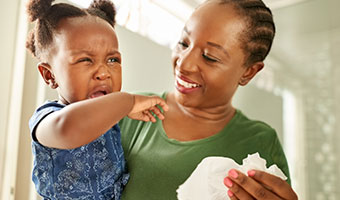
[183,26,229,57]
[207,42,230,57]
[183,26,190,35]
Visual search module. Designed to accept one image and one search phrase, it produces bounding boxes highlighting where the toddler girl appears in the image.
[26,0,168,199]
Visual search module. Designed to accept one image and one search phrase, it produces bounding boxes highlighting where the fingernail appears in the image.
[248,170,256,177]
[228,190,234,197]
[224,177,233,187]
[229,169,238,179]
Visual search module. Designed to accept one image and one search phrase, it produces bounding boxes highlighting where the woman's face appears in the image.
[172,1,249,109]
[45,16,122,105]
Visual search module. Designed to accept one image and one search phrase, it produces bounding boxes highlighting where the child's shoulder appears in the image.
[29,101,64,134]
[35,100,65,112]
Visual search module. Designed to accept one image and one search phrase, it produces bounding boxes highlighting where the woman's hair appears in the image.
[26,0,116,60]
[218,0,276,67]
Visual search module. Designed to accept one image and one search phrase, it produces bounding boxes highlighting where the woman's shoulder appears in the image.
[233,109,277,136]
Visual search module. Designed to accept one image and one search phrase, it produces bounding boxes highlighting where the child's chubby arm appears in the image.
[35,92,168,149]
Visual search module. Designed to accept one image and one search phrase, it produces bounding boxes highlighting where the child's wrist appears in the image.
[127,93,135,114]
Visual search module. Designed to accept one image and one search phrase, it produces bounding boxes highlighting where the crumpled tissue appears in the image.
[176,153,287,200]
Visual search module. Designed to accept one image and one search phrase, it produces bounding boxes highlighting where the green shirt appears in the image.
[120,92,290,200]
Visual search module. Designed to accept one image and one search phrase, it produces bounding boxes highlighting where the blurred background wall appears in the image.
[1,0,339,199]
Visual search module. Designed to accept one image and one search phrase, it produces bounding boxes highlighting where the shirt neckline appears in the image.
[158,92,241,146]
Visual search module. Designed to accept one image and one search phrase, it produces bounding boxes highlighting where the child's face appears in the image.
[46,16,122,105]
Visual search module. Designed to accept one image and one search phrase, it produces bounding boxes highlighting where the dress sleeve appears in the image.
[29,101,64,142]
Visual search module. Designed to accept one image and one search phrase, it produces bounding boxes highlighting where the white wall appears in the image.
[115,25,174,93]
[0,0,31,199]
[233,85,284,141]
[0,1,20,197]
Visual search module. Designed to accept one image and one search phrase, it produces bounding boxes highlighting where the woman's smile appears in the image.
[175,72,201,94]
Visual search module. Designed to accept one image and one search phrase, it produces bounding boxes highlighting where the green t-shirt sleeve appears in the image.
[268,131,291,185]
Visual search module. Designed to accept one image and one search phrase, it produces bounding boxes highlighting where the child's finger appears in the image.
[138,111,150,122]
[150,106,165,120]
[150,96,169,111]
[158,101,169,112]
[143,110,156,122]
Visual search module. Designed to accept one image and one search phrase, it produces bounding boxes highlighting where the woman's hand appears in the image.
[128,95,169,122]
[224,169,298,200]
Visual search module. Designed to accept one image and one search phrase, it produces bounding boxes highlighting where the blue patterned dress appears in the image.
[29,101,129,200]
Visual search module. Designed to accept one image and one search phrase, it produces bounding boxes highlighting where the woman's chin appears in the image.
[174,91,199,108]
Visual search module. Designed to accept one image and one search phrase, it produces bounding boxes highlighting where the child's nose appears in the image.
[95,65,111,80]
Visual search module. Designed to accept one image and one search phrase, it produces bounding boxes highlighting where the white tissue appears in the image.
[176,153,287,200]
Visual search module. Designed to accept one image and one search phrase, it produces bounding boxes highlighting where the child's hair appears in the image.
[26,0,116,60]
[217,0,275,67]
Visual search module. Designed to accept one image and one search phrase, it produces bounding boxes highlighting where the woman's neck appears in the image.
[176,99,235,123]
[169,92,235,123]
[163,92,236,141]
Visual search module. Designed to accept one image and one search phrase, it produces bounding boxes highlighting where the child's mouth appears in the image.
[89,90,107,98]
[88,85,111,99]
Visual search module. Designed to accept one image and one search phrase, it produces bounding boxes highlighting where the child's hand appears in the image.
[128,95,169,122]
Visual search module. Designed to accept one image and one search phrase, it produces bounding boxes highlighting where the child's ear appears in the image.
[37,62,58,89]
[238,62,264,86]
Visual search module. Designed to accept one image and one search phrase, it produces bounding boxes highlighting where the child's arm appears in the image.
[35,92,168,149]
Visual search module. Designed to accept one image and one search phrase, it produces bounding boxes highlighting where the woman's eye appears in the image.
[178,41,188,48]
[202,54,218,62]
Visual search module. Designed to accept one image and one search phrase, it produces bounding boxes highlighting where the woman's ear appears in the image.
[37,62,58,89]
[238,62,264,86]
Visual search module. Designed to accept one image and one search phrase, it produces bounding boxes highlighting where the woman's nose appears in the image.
[95,65,111,80]
[176,49,198,72]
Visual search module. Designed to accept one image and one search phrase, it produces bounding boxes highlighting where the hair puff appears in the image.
[26,31,36,56]
[26,0,55,22]
[89,0,116,26]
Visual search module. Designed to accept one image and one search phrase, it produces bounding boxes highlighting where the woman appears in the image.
[119,0,298,199]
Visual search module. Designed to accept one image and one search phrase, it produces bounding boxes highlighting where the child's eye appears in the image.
[78,57,92,63]
[108,57,121,64]
[202,54,219,62]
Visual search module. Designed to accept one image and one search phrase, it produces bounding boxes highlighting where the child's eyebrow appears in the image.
[69,49,121,56]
